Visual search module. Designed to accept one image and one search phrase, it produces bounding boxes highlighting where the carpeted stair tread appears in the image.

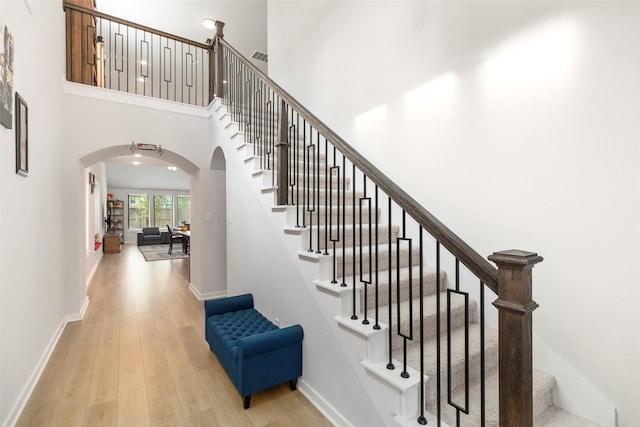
[535,406,602,427]
[288,188,364,204]
[307,223,400,250]
[354,266,446,309]
[295,204,379,226]
[333,242,421,275]
[426,367,556,427]
[402,324,500,404]
[371,290,476,348]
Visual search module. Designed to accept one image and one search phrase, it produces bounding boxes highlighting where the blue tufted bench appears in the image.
[204,293,303,409]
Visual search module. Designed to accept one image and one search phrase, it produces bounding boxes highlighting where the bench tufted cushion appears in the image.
[207,308,278,361]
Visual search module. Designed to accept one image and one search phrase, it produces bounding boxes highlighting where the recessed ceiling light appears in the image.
[168,166,177,171]
[203,18,216,29]
[133,161,140,165]
[134,153,142,158]
[140,60,147,65]
[138,77,145,82]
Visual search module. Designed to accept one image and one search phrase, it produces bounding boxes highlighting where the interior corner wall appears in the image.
[267,1,640,426]
[0,2,69,425]
[210,115,383,426]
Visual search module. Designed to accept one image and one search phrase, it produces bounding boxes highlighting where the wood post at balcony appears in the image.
[214,21,225,99]
[276,99,289,205]
[489,249,543,427]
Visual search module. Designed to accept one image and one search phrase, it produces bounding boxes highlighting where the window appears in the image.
[154,195,173,227]
[128,194,149,229]
[177,195,191,225]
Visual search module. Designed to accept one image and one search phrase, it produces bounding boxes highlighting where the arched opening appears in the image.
[208,146,228,297]
[78,144,200,298]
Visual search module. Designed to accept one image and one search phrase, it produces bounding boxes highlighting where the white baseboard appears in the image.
[86,251,103,289]
[66,296,90,323]
[188,284,227,301]
[297,378,352,427]
[2,318,67,427]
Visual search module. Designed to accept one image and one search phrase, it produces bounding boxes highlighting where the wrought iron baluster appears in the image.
[387,196,394,370]
[306,139,316,252]
[316,133,321,254]
[329,147,340,283]
[417,227,427,425]
[436,242,442,423]
[351,163,357,320]
[374,186,380,330]
[447,259,470,421]
[361,176,371,325]
[340,154,346,288]
[323,137,329,256]
[396,210,412,379]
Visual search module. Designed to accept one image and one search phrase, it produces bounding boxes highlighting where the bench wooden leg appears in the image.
[243,395,251,409]
[289,378,297,391]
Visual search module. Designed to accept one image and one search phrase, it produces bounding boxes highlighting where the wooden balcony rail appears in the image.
[63,1,211,106]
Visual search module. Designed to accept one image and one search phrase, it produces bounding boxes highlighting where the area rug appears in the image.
[138,244,189,262]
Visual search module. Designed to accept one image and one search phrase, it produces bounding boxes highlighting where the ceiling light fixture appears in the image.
[202,18,216,29]
[168,166,177,171]
[130,141,163,156]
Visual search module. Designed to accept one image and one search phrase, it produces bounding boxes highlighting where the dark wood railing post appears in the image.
[488,250,543,427]
[214,21,225,99]
[276,99,289,205]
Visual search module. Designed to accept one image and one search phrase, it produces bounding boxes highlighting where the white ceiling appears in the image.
[96,0,268,57]
[105,157,189,191]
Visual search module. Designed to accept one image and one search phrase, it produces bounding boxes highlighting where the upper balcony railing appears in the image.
[63,2,211,107]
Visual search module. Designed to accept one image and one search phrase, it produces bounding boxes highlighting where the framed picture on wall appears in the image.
[15,92,27,177]
[0,23,15,129]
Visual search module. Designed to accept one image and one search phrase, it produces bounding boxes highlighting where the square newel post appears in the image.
[276,99,289,205]
[214,21,225,99]
[488,249,543,427]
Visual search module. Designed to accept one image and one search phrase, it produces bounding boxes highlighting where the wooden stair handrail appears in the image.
[62,1,209,49]
[217,37,499,293]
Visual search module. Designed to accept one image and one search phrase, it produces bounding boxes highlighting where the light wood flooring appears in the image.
[17,244,332,426]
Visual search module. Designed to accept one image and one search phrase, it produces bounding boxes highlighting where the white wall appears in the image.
[0,1,68,424]
[268,1,640,425]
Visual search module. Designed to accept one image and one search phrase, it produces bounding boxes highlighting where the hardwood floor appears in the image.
[17,244,332,427]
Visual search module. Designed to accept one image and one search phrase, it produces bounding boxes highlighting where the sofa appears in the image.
[204,293,303,409]
[136,227,169,246]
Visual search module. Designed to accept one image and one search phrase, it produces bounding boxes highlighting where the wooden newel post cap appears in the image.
[488,249,543,267]
[215,20,225,38]
[489,249,543,314]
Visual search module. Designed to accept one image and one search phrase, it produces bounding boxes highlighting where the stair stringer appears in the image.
[213,103,389,426]
[215,102,432,426]
[292,222,448,427]
[242,176,444,424]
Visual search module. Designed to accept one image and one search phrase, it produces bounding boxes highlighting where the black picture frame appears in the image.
[15,92,27,177]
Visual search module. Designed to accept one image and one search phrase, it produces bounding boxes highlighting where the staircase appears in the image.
[212,98,600,426]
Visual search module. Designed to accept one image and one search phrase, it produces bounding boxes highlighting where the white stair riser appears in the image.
[359,270,447,309]
[334,242,421,276]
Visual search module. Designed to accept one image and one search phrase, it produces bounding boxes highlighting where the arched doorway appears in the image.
[78,144,201,295]
[208,146,228,297]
